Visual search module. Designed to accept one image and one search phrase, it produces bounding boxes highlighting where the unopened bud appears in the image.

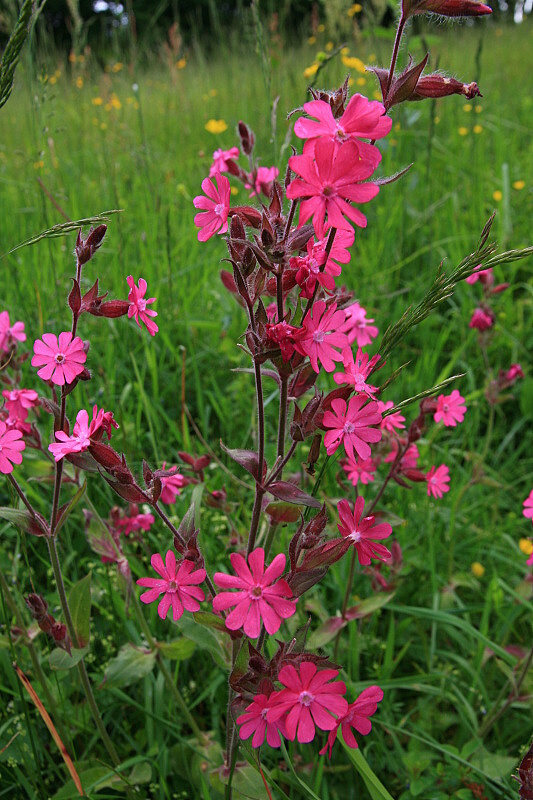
[403,0,492,18]
[238,121,255,156]
[75,225,107,266]
[410,74,482,101]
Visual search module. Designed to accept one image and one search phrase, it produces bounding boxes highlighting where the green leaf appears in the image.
[0,506,34,532]
[157,638,196,661]
[102,643,156,689]
[67,571,92,647]
[49,646,89,670]
[54,479,87,537]
[341,741,396,800]
[0,0,33,111]
[174,614,229,668]
[470,747,518,779]
[309,593,395,649]
[51,759,151,798]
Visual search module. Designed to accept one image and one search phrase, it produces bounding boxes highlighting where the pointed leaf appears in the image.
[268,481,321,508]
[220,442,267,481]
[101,643,156,688]
[67,572,92,647]
[49,646,89,670]
[157,639,196,661]
[54,479,87,537]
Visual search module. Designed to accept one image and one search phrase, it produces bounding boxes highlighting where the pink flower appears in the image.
[31,332,87,386]
[523,490,533,520]
[213,547,297,639]
[0,419,25,473]
[48,405,115,461]
[426,464,450,498]
[376,401,405,433]
[159,463,189,505]
[314,221,355,276]
[287,138,380,234]
[291,240,331,298]
[2,389,38,422]
[342,302,379,348]
[0,311,26,353]
[434,390,467,427]
[209,146,240,177]
[341,454,377,486]
[385,441,420,471]
[337,497,392,566]
[294,94,391,161]
[319,685,384,758]
[237,692,285,748]
[323,396,382,461]
[267,662,348,744]
[137,551,206,621]
[504,364,524,384]
[469,308,494,331]
[465,265,493,286]
[193,172,231,241]
[115,506,155,536]
[293,301,348,373]
[127,276,158,336]
[333,347,380,396]
[246,166,280,197]
[265,321,300,362]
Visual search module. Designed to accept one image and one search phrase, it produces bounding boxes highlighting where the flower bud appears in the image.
[238,120,255,156]
[409,74,482,101]
[75,225,107,266]
[402,0,492,18]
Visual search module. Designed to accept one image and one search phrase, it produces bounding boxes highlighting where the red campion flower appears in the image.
[323,396,382,461]
[193,172,231,241]
[267,662,348,744]
[333,347,380,397]
[32,332,87,386]
[137,550,206,621]
[237,692,286,748]
[213,547,296,639]
[0,419,25,474]
[433,390,467,427]
[337,497,392,565]
[293,300,348,373]
[426,464,450,498]
[287,139,380,234]
[127,276,158,336]
[319,685,384,758]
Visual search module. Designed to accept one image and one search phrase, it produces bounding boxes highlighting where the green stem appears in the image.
[47,536,122,768]
[130,592,207,743]
[246,358,266,556]
[333,547,358,661]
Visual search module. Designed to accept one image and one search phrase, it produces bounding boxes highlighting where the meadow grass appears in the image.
[0,16,532,800]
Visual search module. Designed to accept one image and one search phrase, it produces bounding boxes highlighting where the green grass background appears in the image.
[0,14,532,800]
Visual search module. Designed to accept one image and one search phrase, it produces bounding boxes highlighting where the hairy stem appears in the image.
[246,358,266,556]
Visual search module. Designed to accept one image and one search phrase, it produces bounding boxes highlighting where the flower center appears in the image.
[260,708,269,720]
[349,528,362,543]
[298,691,314,707]
[137,298,147,312]
[214,202,226,218]
[354,372,365,385]
[343,422,355,435]
[312,330,325,344]
[249,585,263,600]
[54,352,65,364]
[335,123,347,141]
[322,185,335,197]
[442,403,449,412]
[167,579,178,593]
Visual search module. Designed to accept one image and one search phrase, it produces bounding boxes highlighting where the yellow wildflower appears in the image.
[205,119,228,134]
[513,180,525,190]
[475,104,483,113]
[519,539,533,556]
[325,41,334,52]
[356,77,366,86]
[111,62,123,72]
[473,125,483,134]
[347,3,362,16]
[341,55,365,74]
[317,23,325,32]
[493,190,502,201]
[176,58,187,69]
[33,160,44,170]
[458,127,468,136]
[471,562,485,578]
[340,46,349,56]
[308,36,316,45]
[92,97,103,106]
[463,103,472,112]
[303,63,319,79]
[75,76,83,89]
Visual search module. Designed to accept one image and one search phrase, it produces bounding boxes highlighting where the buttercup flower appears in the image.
[213,547,296,638]
[32,332,87,386]
[137,551,206,621]
[323,395,382,461]
[267,662,348,744]
[319,685,384,758]
[426,464,450,498]
[127,276,158,336]
[237,692,285,748]
[0,419,25,474]
[193,172,231,241]
[434,390,467,427]
[337,497,392,565]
